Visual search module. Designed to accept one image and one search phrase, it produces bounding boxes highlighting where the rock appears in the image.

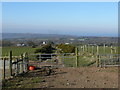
[67,83,70,85]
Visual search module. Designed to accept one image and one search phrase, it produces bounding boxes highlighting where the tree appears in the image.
[35,44,54,53]
[27,41,36,47]
[2,40,13,46]
[34,44,55,60]
[47,41,54,45]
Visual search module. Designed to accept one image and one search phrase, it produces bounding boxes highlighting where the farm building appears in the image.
[16,43,26,46]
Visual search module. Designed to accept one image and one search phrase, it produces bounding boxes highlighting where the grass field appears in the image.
[1,46,118,56]
[61,53,96,67]
[1,46,39,56]
[78,46,118,54]
[1,46,118,67]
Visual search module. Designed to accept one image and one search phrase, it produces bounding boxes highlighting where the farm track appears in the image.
[2,67,118,88]
[42,67,118,88]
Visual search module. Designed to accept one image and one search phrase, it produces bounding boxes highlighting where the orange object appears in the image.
[29,66,35,70]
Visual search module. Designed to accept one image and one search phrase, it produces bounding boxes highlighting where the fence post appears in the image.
[23,52,29,72]
[85,45,87,52]
[3,58,6,79]
[115,47,117,53]
[111,46,113,54]
[87,44,89,53]
[15,58,19,76]
[97,46,99,55]
[104,44,106,54]
[92,46,94,55]
[96,55,100,67]
[9,51,12,77]
[76,47,78,67]
[20,54,24,74]
[110,46,113,59]
[83,45,84,52]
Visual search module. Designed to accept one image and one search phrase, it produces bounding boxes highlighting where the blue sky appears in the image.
[2,2,118,36]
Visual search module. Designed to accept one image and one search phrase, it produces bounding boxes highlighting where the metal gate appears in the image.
[99,54,120,67]
[28,53,76,68]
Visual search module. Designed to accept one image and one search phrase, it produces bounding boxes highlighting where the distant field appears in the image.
[1,46,118,56]
[1,46,41,56]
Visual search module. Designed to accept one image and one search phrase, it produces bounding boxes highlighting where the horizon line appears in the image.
[1,32,118,37]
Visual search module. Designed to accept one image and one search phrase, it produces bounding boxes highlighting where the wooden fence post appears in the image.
[115,47,117,53]
[76,47,78,67]
[3,58,6,79]
[85,45,87,52]
[96,55,100,67]
[97,46,99,55]
[9,51,12,77]
[110,46,113,59]
[23,52,29,72]
[87,45,88,52]
[15,58,19,76]
[111,46,113,54]
[92,46,94,54]
[20,54,24,74]
[83,45,84,52]
[104,44,106,54]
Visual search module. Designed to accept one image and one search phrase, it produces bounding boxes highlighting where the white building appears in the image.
[65,43,69,45]
[43,41,46,45]
[16,43,25,46]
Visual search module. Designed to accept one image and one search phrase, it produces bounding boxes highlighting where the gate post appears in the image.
[23,52,29,72]
[9,51,12,77]
[20,54,24,74]
[15,58,19,76]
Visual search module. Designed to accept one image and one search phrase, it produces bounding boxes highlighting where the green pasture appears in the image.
[1,47,39,56]
[59,53,96,67]
[2,46,118,56]
[1,45,119,67]
[78,46,118,54]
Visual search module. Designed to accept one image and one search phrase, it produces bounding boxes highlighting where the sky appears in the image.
[2,2,118,37]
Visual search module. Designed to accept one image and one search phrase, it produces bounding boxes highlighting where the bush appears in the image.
[34,44,55,60]
[35,44,54,53]
[57,44,75,53]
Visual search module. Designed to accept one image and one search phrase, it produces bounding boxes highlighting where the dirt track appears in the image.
[3,67,118,89]
[39,67,118,88]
